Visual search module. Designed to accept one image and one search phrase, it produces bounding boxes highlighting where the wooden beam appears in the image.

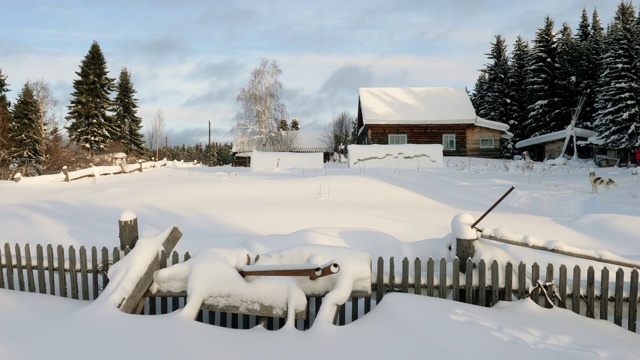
[119,226,182,314]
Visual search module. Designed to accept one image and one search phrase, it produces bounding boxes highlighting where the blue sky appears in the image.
[1,0,620,145]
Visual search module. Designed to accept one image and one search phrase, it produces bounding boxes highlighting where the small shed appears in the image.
[355,87,511,158]
[515,128,597,161]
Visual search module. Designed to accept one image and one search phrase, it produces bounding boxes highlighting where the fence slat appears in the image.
[15,244,25,291]
[401,258,409,293]
[25,244,35,293]
[4,244,14,290]
[376,257,384,302]
[559,265,567,308]
[478,260,486,306]
[452,258,460,302]
[572,265,581,314]
[57,245,66,297]
[545,263,554,308]
[171,251,180,312]
[414,258,422,295]
[426,257,434,297]
[614,268,624,326]
[69,246,78,300]
[0,245,4,289]
[101,247,109,288]
[491,261,499,305]
[465,258,473,304]
[91,247,99,300]
[36,245,45,294]
[586,267,595,318]
[517,262,526,300]
[389,257,395,293]
[160,251,168,314]
[629,269,638,333]
[80,246,89,301]
[600,267,609,320]
[47,245,55,295]
[439,258,447,299]
[531,263,539,304]
[504,262,513,302]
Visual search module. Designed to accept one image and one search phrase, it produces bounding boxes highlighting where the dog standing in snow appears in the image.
[589,170,617,194]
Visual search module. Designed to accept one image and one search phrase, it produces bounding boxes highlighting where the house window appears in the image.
[388,134,407,145]
[480,138,494,148]
[443,134,456,151]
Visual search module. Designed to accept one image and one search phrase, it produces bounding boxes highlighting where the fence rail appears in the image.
[0,243,638,332]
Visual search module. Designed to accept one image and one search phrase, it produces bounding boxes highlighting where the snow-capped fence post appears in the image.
[62,166,70,182]
[452,214,477,273]
[119,210,139,250]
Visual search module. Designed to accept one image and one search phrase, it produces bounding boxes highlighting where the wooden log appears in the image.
[4,244,13,290]
[119,226,182,314]
[504,262,513,301]
[239,262,340,280]
[36,245,46,294]
[614,268,624,326]
[439,258,447,299]
[80,246,89,301]
[478,260,486,306]
[572,265,581,314]
[629,269,638,332]
[452,257,460,302]
[25,244,35,293]
[15,244,25,291]
[69,246,78,300]
[600,267,609,320]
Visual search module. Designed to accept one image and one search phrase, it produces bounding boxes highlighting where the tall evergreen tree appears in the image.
[0,68,12,166]
[554,22,580,128]
[523,16,562,138]
[507,36,530,145]
[482,35,511,124]
[113,68,145,154]
[574,8,604,129]
[470,71,489,118]
[9,83,44,174]
[66,41,115,155]
[593,2,639,151]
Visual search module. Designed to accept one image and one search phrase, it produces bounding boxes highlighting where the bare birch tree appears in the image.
[28,79,62,160]
[235,58,288,151]
[321,111,355,156]
[147,109,165,160]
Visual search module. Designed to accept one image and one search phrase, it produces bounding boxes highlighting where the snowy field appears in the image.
[1,155,639,359]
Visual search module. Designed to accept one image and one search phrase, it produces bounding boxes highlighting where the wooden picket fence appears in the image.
[0,243,638,332]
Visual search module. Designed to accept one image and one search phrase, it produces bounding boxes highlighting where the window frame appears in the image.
[479,138,495,149]
[442,134,456,151]
[388,134,407,145]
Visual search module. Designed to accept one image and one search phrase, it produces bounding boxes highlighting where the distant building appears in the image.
[355,87,511,158]
[231,130,329,167]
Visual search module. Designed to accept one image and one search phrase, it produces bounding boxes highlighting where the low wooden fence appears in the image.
[0,243,638,332]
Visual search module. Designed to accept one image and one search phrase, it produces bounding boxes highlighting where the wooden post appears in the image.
[63,166,70,182]
[119,211,139,250]
[456,237,476,273]
[138,161,143,172]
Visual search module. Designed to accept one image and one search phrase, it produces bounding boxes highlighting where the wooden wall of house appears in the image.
[465,127,502,158]
[365,124,468,156]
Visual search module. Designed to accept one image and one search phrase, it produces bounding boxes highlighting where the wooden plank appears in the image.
[426,257,434,297]
[491,260,499,305]
[389,257,395,293]
[401,257,409,293]
[160,251,168,314]
[15,244,25,291]
[465,258,473,304]
[614,268,624,326]
[545,263,554,308]
[171,251,180,312]
[5,243,14,290]
[80,246,89,301]
[452,257,459,302]
[587,266,595,318]
[25,244,35,293]
[518,262,526,300]
[414,258,422,295]
[600,267,609,320]
[36,245,45,294]
[101,247,109,288]
[559,265,567,308]
[376,257,384,302]
[531,263,539,304]
[352,296,359,323]
[572,265,581,314]
[0,245,4,289]
[504,262,513,301]
[439,258,447,299]
[628,269,638,332]
[47,245,55,295]
[119,226,182,314]
[57,245,66,297]
[69,246,78,300]
[478,260,486,306]
[91,247,99,300]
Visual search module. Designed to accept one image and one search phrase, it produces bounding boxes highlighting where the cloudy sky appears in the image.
[1,0,620,145]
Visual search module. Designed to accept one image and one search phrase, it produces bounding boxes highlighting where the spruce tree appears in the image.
[483,35,511,124]
[114,68,145,154]
[523,16,562,138]
[66,41,115,155]
[470,71,489,118]
[507,36,530,145]
[554,22,580,128]
[0,68,12,166]
[593,2,639,151]
[290,118,300,130]
[9,83,44,174]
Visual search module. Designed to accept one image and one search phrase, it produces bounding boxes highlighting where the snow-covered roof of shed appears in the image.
[515,128,598,148]
[358,87,477,124]
[475,117,509,132]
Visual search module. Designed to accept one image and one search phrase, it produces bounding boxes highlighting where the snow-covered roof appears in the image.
[232,130,327,153]
[515,128,598,148]
[475,116,509,132]
[358,87,477,125]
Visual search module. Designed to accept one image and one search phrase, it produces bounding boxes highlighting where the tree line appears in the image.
[471,2,640,160]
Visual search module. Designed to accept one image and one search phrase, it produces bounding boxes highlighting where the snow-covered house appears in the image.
[231,130,329,166]
[355,87,511,158]
[515,128,598,161]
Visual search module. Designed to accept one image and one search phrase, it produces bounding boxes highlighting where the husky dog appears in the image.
[589,171,617,194]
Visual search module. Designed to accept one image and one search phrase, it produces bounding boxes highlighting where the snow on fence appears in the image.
[0,243,638,332]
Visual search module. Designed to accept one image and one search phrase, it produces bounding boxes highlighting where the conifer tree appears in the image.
[507,36,530,145]
[593,2,639,151]
[554,22,580,128]
[66,41,115,155]
[573,8,602,129]
[523,16,562,138]
[0,68,12,167]
[9,83,44,174]
[470,71,489,118]
[482,35,511,125]
[113,68,145,154]
[290,118,300,130]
